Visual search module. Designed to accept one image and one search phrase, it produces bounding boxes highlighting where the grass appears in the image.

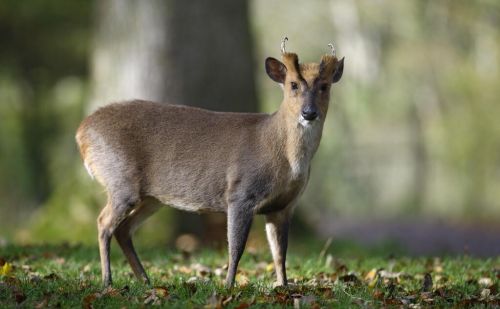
[0,242,499,308]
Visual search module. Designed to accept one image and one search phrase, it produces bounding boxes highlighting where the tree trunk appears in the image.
[90,0,257,246]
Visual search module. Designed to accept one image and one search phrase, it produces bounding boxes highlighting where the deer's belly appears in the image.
[156,194,226,213]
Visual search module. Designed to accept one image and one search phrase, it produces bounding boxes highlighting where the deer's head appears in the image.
[265,38,344,128]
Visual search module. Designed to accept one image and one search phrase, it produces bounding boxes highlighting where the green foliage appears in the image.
[0,0,92,239]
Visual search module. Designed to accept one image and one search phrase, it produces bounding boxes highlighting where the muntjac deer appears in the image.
[76,38,344,288]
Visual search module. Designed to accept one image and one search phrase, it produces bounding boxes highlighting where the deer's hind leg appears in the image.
[114,198,160,285]
[97,191,140,287]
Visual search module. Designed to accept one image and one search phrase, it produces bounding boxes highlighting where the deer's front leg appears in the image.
[265,210,291,286]
[225,204,253,288]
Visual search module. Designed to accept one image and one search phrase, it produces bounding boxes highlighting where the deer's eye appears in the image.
[290,82,298,90]
[320,84,328,92]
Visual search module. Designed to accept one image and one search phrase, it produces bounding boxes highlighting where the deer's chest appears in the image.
[252,172,308,215]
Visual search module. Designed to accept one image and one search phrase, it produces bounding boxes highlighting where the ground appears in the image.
[0,243,499,308]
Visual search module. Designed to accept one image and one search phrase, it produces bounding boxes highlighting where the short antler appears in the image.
[327,43,336,57]
[281,36,288,54]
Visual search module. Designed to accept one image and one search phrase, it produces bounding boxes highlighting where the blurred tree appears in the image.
[90,0,257,245]
[0,1,91,216]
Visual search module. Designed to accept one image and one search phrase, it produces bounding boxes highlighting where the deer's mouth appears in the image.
[298,115,320,128]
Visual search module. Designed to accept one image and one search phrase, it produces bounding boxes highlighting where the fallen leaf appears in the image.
[236,274,250,287]
[82,286,127,308]
[82,292,99,309]
[82,264,92,273]
[3,276,20,286]
[29,273,42,283]
[143,285,169,305]
[372,290,384,300]
[478,277,492,287]
[421,273,433,292]
[193,263,212,277]
[153,286,169,298]
[214,267,225,277]
[364,268,377,282]
[317,287,334,298]
[14,291,27,304]
[0,262,13,276]
[43,273,59,280]
[102,286,122,297]
[479,288,490,300]
[368,276,379,289]
[234,303,250,309]
[176,265,192,274]
[335,263,348,274]
[379,270,402,279]
[221,295,233,306]
[420,291,434,302]
[339,273,359,284]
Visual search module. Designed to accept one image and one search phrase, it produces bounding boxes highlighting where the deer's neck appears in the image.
[268,103,324,179]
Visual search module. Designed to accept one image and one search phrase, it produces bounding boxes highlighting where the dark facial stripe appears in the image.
[290,57,307,84]
[319,60,327,75]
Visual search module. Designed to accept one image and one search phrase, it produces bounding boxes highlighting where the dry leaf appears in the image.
[43,273,59,280]
[14,291,26,304]
[339,273,359,284]
[154,286,169,298]
[214,267,225,277]
[192,263,211,277]
[82,292,99,309]
[82,264,92,273]
[479,288,491,300]
[236,274,250,287]
[364,268,377,282]
[478,277,492,287]
[379,270,401,279]
[234,303,250,309]
[421,273,433,292]
[143,287,168,306]
[221,295,233,306]
[176,265,192,274]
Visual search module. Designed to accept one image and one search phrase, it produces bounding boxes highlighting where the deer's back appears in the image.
[76,100,271,212]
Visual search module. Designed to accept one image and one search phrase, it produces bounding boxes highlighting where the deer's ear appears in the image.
[265,57,287,84]
[332,57,344,83]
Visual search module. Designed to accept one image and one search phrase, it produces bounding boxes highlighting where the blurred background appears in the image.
[1,0,499,256]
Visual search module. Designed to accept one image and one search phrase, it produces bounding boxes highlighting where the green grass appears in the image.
[0,243,499,308]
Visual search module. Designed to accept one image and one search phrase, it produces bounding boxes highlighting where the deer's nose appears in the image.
[301,109,318,121]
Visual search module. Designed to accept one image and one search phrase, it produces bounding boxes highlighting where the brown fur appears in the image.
[76,51,344,288]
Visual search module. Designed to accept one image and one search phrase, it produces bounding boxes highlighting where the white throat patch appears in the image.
[290,116,322,178]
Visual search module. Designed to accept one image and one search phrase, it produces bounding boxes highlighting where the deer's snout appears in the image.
[301,104,318,121]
